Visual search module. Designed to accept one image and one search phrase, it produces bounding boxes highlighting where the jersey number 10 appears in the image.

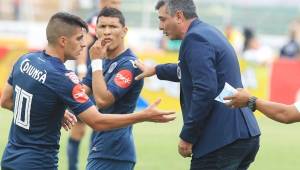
[14,85,33,130]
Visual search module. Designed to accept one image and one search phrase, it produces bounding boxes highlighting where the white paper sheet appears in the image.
[215,82,237,103]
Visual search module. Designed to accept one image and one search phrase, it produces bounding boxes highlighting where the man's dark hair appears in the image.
[97,7,125,27]
[155,0,166,10]
[46,12,88,44]
[155,0,198,19]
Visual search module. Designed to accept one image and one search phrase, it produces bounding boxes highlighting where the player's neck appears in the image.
[107,44,126,60]
[45,45,64,62]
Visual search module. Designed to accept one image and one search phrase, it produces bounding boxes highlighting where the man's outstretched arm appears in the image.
[224,88,300,124]
[78,99,176,131]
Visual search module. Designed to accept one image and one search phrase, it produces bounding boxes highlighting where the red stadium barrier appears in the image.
[270,58,300,104]
[0,47,8,60]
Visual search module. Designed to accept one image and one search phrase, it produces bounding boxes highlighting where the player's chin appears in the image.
[75,50,83,56]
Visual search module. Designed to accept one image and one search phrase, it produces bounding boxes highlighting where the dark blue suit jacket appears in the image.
[156,19,260,158]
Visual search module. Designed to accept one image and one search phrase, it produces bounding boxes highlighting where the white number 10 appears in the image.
[14,85,33,130]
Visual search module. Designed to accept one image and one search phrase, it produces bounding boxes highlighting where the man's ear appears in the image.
[58,36,67,47]
[121,26,128,39]
[175,10,185,24]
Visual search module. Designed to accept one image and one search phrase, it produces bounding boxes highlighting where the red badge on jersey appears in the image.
[72,84,89,103]
[114,70,133,88]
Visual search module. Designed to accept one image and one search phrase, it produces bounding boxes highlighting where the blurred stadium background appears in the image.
[1,0,300,169]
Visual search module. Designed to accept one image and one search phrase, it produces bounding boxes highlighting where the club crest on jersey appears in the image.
[65,72,80,84]
[20,59,47,84]
[108,62,118,73]
[72,84,89,103]
[114,69,133,88]
[130,60,138,68]
[177,64,181,80]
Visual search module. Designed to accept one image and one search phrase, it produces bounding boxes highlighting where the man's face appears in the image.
[158,4,180,40]
[96,16,126,56]
[100,0,121,9]
[64,27,86,60]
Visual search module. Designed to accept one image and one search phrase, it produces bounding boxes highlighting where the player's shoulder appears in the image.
[16,51,42,63]
[116,49,138,68]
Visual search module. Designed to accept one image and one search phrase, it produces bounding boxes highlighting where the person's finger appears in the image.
[62,123,68,131]
[178,146,185,157]
[70,114,77,124]
[151,98,161,108]
[163,115,176,122]
[223,95,234,100]
[134,60,145,71]
[66,121,72,130]
[225,100,233,107]
[135,73,145,80]
[159,111,175,115]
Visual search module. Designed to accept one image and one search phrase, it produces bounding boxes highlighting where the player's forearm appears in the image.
[0,101,13,111]
[92,70,114,108]
[0,83,14,111]
[256,99,300,123]
[93,111,146,131]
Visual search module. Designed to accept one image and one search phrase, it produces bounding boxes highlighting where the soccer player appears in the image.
[82,7,143,170]
[0,12,175,170]
[67,1,122,169]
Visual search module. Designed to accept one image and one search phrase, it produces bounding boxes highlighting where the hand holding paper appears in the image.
[215,82,237,103]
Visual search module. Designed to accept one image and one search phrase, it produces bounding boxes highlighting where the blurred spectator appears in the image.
[280,22,300,59]
[242,27,274,66]
[13,0,20,20]
[241,28,274,89]
[224,23,243,54]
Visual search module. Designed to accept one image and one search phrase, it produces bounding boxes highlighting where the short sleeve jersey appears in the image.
[1,51,93,169]
[82,49,143,163]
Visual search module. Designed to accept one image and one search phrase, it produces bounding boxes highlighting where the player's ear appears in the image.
[58,36,67,47]
[121,26,128,39]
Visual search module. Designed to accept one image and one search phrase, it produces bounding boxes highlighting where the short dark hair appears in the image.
[155,0,198,19]
[155,0,166,10]
[97,7,125,27]
[46,12,88,44]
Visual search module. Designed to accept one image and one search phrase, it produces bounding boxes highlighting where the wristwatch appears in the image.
[247,96,257,112]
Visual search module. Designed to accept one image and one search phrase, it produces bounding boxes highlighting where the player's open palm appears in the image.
[143,99,176,123]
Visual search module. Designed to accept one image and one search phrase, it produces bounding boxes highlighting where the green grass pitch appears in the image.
[1,108,300,169]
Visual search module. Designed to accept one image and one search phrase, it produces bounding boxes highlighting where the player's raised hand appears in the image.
[62,110,77,131]
[141,99,176,123]
[134,60,156,80]
[89,39,110,60]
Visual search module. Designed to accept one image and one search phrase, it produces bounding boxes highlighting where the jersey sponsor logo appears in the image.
[108,62,118,73]
[130,60,138,68]
[114,69,133,88]
[72,84,89,103]
[65,72,80,84]
[20,59,47,84]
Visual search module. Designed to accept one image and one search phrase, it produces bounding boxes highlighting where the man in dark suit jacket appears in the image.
[135,0,261,169]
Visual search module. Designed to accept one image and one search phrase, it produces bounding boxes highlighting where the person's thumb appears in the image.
[135,73,145,80]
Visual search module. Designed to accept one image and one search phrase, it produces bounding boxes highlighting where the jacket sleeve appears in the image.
[179,34,218,144]
[155,63,180,82]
